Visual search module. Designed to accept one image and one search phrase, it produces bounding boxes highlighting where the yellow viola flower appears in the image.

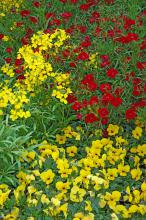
[128,205,138,214]
[107,124,119,136]
[141,182,146,201]
[41,194,50,204]
[111,213,119,220]
[40,169,55,185]
[66,145,77,157]
[114,205,129,218]
[118,163,130,176]
[106,168,118,180]
[3,207,19,220]
[70,186,86,202]
[56,134,66,144]
[131,168,142,181]
[56,181,70,192]
[104,191,121,209]
[132,126,142,139]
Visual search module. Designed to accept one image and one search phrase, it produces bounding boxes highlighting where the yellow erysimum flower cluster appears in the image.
[1,124,146,219]
[0,29,71,120]
[0,0,23,13]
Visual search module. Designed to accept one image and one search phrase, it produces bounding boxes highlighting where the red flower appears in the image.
[61,12,72,19]
[105,0,114,4]
[20,10,30,17]
[15,22,24,27]
[45,13,54,20]
[6,47,12,53]
[110,97,122,107]
[101,118,109,125]
[125,108,137,120]
[81,39,91,48]
[69,62,76,68]
[107,68,118,78]
[137,62,146,70]
[72,101,82,111]
[29,16,38,24]
[98,108,109,118]
[77,25,87,33]
[0,34,4,40]
[132,85,143,96]
[101,93,114,105]
[89,96,98,105]
[80,4,90,11]
[71,0,78,3]
[62,49,71,58]
[5,58,12,63]
[77,52,89,60]
[15,59,23,66]
[33,1,40,7]
[85,113,98,123]
[99,83,111,93]
[81,74,94,84]
[88,81,98,91]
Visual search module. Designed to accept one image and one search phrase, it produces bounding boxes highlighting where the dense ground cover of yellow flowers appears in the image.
[1,123,145,219]
[0,0,23,13]
[0,29,72,121]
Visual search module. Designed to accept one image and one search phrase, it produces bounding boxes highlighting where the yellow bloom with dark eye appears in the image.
[104,191,121,209]
[40,169,55,185]
[0,189,11,208]
[111,213,119,220]
[58,203,68,219]
[66,146,77,157]
[3,207,19,220]
[132,190,140,204]
[131,168,142,181]
[118,163,130,176]
[107,124,119,136]
[137,144,146,156]
[56,134,66,144]
[70,186,86,202]
[41,194,50,204]
[56,181,70,192]
[128,205,138,214]
[114,205,129,218]
[14,184,26,203]
[73,212,84,220]
[124,186,133,203]
[85,201,92,212]
[132,126,142,139]
[141,182,146,201]
[106,168,118,180]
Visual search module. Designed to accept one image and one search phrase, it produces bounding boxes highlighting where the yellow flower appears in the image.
[56,134,66,144]
[41,194,50,204]
[58,203,68,218]
[141,182,146,201]
[56,181,70,192]
[3,207,19,220]
[85,201,92,212]
[107,124,119,136]
[132,126,142,139]
[66,146,77,157]
[111,213,119,220]
[0,189,11,208]
[70,186,86,202]
[131,168,142,181]
[114,205,129,218]
[118,163,130,176]
[104,191,121,209]
[40,169,55,185]
[106,168,118,180]
[128,205,138,213]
